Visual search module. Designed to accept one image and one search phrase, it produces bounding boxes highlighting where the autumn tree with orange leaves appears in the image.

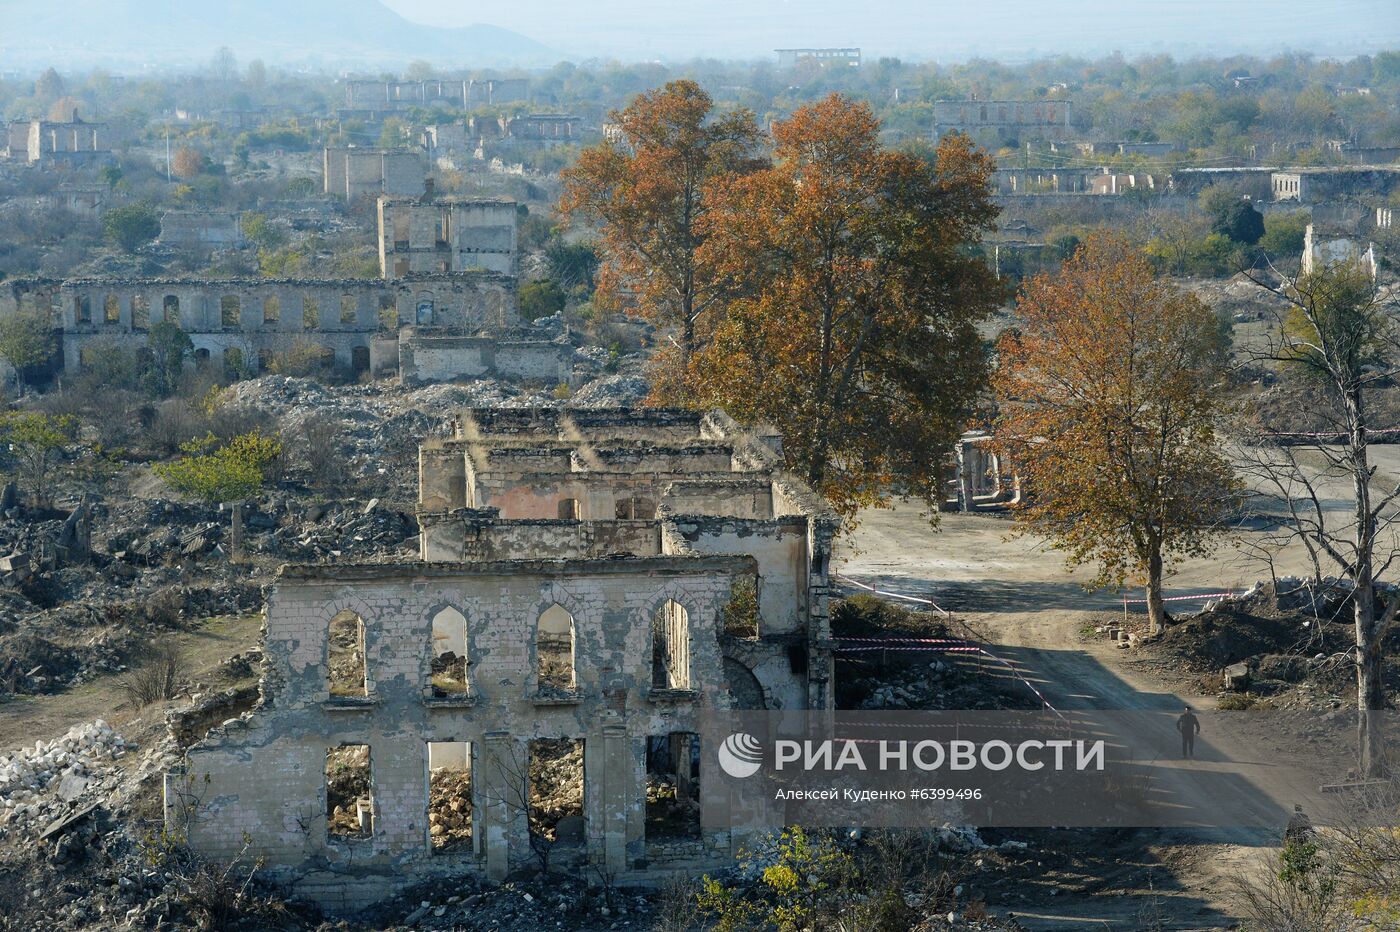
[559,80,763,390]
[993,234,1239,635]
[684,95,1001,521]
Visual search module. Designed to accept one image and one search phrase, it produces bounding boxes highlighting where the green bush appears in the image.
[154,430,283,503]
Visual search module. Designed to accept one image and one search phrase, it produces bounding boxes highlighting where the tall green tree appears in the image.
[0,307,55,394]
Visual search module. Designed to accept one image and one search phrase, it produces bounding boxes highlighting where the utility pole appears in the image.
[165,129,171,182]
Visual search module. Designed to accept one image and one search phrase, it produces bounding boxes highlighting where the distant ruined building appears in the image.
[0,190,571,387]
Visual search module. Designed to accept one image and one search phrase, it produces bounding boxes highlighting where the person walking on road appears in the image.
[1177,705,1201,759]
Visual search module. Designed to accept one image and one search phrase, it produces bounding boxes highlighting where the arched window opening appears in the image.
[651,599,690,690]
[537,603,575,692]
[431,607,469,696]
[220,295,240,328]
[132,294,150,330]
[163,295,180,322]
[328,610,367,697]
[104,294,121,323]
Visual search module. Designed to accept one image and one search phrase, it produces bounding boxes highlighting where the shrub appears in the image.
[155,429,284,503]
[118,644,184,708]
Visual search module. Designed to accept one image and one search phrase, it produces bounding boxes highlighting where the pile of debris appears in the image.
[264,498,418,562]
[0,721,128,838]
[528,739,584,842]
[428,767,473,851]
[1121,580,1375,709]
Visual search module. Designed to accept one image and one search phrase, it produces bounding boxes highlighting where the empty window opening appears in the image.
[302,296,320,329]
[416,295,434,325]
[263,295,280,324]
[721,576,760,640]
[222,346,244,380]
[537,604,576,692]
[427,741,472,853]
[340,294,357,325]
[132,295,150,330]
[646,733,700,841]
[193,347,210,366]
[378,295,398,329]
[651,599,690,690]
[75,294,91,323]
[104,294,120,323]
[256,347,273,372]
[431,607,469,696]
[614,496,654,520]
[163,295,180,322]
[351,345,370,373]
[529,738,584,848]
[220,295,240,327]
[328,610,367,697]
[557,498,580,520]
[326,744,373,839]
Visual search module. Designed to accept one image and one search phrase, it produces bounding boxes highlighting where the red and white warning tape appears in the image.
[1121,590,1237,605]
[833,573,1064,719]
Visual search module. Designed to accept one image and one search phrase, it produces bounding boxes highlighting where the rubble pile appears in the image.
[427,767,473,851]
[0,721,127,838]
[1119,580,1385,710]
[264,499,418,562]
[566,374,650,408]
[528,739,584,841]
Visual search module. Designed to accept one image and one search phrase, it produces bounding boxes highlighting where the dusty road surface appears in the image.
[837,504,1348,930]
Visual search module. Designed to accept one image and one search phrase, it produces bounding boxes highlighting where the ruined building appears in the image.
[323,147,427,200]
[933,98,1072,143]
[167,407,838,910]
[3,113,110,166]
[0,195,571,385]
[378,195,517,277]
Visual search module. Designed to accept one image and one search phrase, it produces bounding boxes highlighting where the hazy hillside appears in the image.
[0,0,557,69]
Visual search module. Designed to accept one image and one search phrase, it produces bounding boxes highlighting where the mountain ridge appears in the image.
[0,0,558,68]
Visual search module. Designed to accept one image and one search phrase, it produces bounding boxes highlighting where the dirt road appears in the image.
[837,505,1341,930]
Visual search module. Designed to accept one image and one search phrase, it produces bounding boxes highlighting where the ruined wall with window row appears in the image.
[172,559,746,911]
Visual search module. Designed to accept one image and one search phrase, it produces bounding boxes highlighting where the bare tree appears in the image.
[1237,259,1400,777]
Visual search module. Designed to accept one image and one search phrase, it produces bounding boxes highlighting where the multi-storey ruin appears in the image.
[165,407,837,911]
[0,193,571,386]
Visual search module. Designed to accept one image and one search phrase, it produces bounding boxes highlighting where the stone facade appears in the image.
[323,147,426,201]
[378,196,517,277]
[159,210,245,250]
[4,117,110,165]
[170,407,838,909]
[934,99,1072,143]
[0,273,522,378]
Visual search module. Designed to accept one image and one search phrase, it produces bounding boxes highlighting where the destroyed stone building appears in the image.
[0,194,572,385]
[3,113,111,166]
[323,147,427,200]
[166,407,838,910]
[933,98,1072,143]
[378,195,517,277]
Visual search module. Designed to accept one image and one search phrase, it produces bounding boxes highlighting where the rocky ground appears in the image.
[1092,578,1400,714]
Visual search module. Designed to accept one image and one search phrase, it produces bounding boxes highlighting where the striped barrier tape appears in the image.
[1121,590,1237,606]
[835,573,951,617]
[834,573,1064,719]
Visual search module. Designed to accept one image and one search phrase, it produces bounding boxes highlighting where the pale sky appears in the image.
[381,0,1400,61]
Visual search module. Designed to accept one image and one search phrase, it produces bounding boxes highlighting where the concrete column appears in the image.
[956,442,974,513]
[601,724,629,874]
[481,731,515,880]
